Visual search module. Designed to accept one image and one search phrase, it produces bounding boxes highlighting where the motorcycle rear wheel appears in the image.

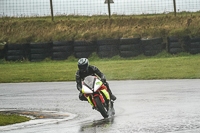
[94,96,108,118]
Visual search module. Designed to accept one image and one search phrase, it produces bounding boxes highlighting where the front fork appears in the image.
[85,95,94,107]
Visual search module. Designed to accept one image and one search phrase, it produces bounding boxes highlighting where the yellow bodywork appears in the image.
[101,89,110,100]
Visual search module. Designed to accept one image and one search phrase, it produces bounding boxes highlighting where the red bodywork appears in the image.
[84,84,109,107]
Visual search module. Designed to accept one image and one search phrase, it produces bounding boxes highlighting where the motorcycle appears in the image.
[82,76,115,118]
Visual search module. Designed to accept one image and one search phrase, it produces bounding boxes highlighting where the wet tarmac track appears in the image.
[0,79,200,133]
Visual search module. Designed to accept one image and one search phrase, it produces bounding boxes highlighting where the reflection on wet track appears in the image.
[80,117,115,133]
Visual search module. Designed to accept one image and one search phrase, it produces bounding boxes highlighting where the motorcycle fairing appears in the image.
[101,89,110,100]
[94,79,103,92]
[81,76,110,108]
[82,76,103,94]
[85,88,109,107]
[82,85,93,94]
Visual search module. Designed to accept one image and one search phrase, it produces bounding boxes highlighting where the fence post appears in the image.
[173,0,177,16]
[107,0,111,18]
[50,0,54,21]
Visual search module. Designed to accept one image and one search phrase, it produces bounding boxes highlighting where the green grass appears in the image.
[0,51,200,83]
[0,113,31,126]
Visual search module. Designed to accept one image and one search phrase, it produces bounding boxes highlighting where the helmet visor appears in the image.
[78,64,88,72]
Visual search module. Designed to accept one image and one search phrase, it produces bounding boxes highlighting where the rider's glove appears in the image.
[77,86,82,92]
[101,78,106,83]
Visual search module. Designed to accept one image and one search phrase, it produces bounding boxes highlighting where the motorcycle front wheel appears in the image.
[94,96,108,118]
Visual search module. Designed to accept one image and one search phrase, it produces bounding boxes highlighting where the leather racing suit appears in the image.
[75,65,113,101]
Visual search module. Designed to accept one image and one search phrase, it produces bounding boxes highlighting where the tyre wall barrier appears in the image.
[29,42,52,62]
[119,38,142,58]
[74,41,96,58]
[167,36,191,54]
[0,45,6,59]
[52,41,73,60]
[97,39,120,58]
[1,36,199,62]
[189,37,200,54]
[5,43,29,61]
[0,49,4,59]
[142,38,164,56]
[167,36,182,54]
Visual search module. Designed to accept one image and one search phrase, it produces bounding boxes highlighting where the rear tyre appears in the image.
[94,96,108,118]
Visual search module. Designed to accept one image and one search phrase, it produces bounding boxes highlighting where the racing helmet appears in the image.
[78,58,89,72]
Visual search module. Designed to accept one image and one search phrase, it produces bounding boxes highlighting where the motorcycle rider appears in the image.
[75,58,116,101]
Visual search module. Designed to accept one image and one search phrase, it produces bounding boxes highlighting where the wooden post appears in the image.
[50,0,54,21]
[173,0,177,16]
[107,0,111,18]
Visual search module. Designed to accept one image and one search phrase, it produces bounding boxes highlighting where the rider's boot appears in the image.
[104,82,116,101]
[110,93,117,101]
[79,92,88,101]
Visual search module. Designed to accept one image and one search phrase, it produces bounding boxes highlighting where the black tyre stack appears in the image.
[119,38,142,58]
[0,45,6,59]
[29,42,52,62]
[0,49,4,59]
[189,37,200,54]
[142,38,164,56]
[167,36,182,54]
[97,39,120,58]
[5,44,29,61]
[52,41,73,60]
[74,41,96,58]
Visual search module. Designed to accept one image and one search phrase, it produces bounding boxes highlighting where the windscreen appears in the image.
[84,76,95,89]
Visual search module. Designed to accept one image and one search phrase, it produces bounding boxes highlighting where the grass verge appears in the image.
[1,12,200,44]
[0,51,200,83]
[0,113,31,126]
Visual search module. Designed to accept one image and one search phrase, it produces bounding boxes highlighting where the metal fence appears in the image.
[0,0,200,18]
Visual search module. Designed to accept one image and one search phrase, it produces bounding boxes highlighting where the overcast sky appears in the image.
[0,0,199,17]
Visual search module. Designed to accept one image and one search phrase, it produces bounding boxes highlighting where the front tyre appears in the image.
[94,96,108,118]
